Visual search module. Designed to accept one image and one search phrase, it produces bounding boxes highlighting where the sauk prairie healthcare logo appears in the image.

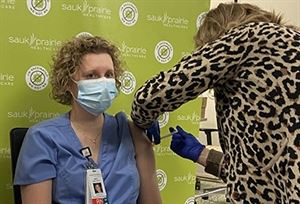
[0,0,16,10]
[147,12,189,29]
[27,0,51,16]
[196,12,207,29]
[155,41,173,64]
[119,71,136,95]
[8,107,60,123]
[25,65,49,91]
[0,72,14,86]
[0,147,10,159]
[8,33,62,51]
[156,169,167,191]
[185,197,195,204]
[76,32,93,38]
[6,183,13,191]
[153,145,175,157]
[177,111,202,125]
[119,2,138,26]
[158,112,169,128]
[61,0,112,19]
[174,171,196,185]
[121,41,147,59]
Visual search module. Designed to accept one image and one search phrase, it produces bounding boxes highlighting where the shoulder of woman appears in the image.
[127,119,152,149]
[113,111,152,147]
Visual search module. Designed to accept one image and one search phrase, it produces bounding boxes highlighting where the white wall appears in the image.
[239,0,300,26]
[210,0,300,26]
[210,0,234,9]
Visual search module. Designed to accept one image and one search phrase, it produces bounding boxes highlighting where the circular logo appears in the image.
[154,41,173,64]
[120,71,136,95]
[185,196,195,204]
[196,12,207,29]
[27,0,51,16]
[76,32,93,38]
[158,112,169,128]
[25,65,49,91]
[156,169,167,191]
[119,2,138,26]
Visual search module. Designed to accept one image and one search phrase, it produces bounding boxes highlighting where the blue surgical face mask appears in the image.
[73,77,118,116]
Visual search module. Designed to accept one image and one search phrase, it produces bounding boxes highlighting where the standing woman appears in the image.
[131,3,300,203]
[14,36,162,204]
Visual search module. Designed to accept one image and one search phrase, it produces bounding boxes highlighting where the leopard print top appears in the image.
[131,22,300,203]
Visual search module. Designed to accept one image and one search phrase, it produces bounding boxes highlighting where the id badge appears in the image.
[85,169,108,204]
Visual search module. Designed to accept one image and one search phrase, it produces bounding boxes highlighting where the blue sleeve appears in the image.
[14,126,57,185]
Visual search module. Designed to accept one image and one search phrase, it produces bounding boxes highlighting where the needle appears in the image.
[160,131,178,140]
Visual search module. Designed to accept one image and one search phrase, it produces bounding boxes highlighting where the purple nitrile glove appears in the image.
[170,126,205,162]
[145,121,161,145]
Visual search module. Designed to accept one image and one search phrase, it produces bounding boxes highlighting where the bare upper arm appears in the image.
[128,120,162,204]
[128,120,153,153]
[21,180,52,204]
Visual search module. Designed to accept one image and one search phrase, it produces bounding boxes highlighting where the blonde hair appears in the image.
[50,36,124,105]
[194,3,289,48]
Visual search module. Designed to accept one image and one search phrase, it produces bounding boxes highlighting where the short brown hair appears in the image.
[50,36,124,105]
[194,3,286,48]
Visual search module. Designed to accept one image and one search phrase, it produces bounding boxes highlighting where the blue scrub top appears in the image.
[14,112,140,204]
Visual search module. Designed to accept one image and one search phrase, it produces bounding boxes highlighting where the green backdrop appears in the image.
[0,0,210,203]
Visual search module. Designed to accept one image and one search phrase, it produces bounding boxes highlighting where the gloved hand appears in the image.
[145,121,161,145]
[170,126,205,162]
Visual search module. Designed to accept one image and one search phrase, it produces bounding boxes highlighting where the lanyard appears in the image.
[80,147,109,204]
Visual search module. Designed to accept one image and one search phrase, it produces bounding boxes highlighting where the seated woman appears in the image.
[14,36,162,204]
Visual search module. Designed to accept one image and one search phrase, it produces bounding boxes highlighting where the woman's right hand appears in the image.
[169,126,205,162]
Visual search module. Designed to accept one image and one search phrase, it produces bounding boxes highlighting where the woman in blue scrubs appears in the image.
[14,36,162,204]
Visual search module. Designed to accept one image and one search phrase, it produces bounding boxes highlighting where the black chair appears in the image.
[10,127,28,204]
